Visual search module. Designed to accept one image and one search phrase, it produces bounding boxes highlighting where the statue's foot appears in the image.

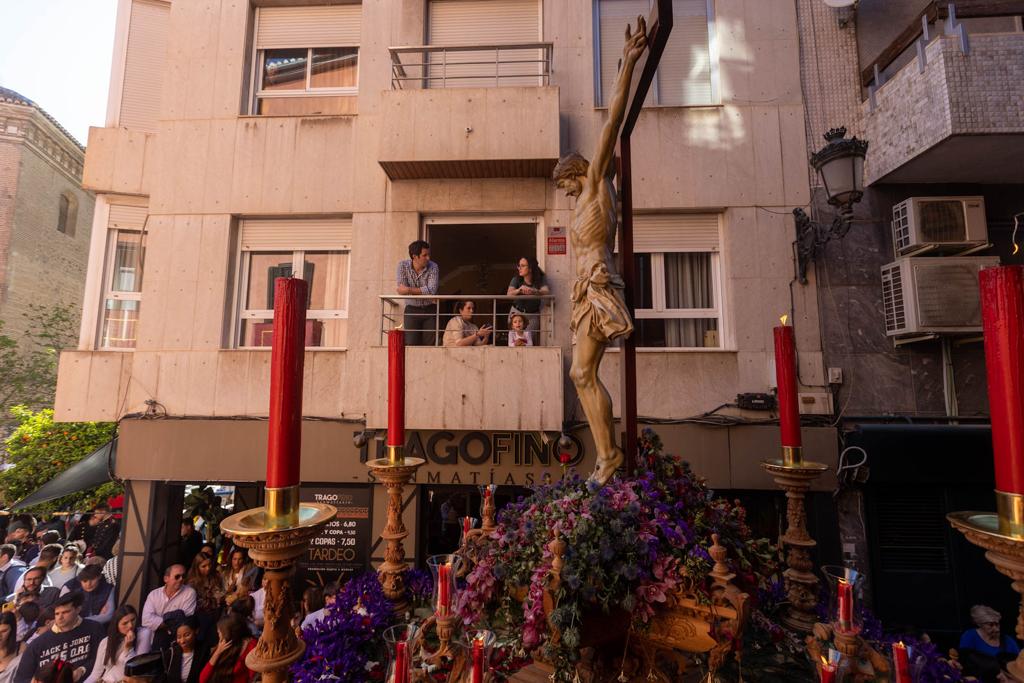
[589,447,624,487]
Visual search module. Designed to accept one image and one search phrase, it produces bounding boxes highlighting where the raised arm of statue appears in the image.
[587,16,648,189]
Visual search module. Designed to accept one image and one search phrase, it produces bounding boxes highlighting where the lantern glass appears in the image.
[821,564,865,636]
[818,154,864,207]
[382,623,418,683]
[458,629,497,683]
[427,553,463,618]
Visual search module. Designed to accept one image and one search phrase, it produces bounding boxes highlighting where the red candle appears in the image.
[387,329,406,449]
[266,278,307,488]
[393,641,408,683]
[463,517,471,537]
[819,659,836,683]
[773,319,802,448]
[837,578,853,631]
[471,636,484,683]
[980,266,1024,496]
[893,642,911,683]
[437,562,450,615]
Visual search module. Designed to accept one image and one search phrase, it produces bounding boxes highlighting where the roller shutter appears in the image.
[240,218,354,251]
[255,5,362,49]
[119,0,170,132]
[108,204,149,231]
[618,214,720,252]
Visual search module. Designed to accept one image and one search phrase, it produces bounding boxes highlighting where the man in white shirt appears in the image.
[141,564,196,650]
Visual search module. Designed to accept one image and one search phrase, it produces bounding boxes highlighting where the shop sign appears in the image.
[298,485,371,581]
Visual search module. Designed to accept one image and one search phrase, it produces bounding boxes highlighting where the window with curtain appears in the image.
[100,230,145,349]
[634,251,720,348]
[252,5,361,116]
[596,0,715,106]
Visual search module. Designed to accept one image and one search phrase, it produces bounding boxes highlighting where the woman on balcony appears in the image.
[443,301,492,347]
[507,257,549,345]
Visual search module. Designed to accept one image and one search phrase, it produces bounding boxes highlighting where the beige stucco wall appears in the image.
[57,0,826,441]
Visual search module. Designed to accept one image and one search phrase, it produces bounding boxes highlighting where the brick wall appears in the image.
[0,139,21,319]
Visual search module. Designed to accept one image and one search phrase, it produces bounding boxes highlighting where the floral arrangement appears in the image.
[291,572,396,683]
[456,429,777,679]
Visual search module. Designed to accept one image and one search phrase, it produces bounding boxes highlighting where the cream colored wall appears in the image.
[56,0,824,430]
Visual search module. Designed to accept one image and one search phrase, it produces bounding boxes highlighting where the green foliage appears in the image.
[183,486,229,538]
[0,304,79,425]
[0,407,119,512]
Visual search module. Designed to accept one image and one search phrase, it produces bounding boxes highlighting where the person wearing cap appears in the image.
[0,546,26,601]
[85,507,118,562]
[13,591,105,683]
[58,565,114,625]
[8,568,59,611]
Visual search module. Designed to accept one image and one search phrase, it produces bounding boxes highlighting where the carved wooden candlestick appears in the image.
[367,454,425,613]
[480,492,497,534]
[221,503,335,683]
[762,457,829,633]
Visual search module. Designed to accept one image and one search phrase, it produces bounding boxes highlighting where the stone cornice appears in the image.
[0,102,85,182]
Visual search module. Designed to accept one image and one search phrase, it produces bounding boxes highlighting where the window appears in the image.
[99,205,147,349]
[251,5,361,116]
[623,214,723,348]
[57,193,77,236]
[236,218,352,348]
[596,0,716,107]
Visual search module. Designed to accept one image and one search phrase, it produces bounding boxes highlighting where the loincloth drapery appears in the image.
[571,261,634,343]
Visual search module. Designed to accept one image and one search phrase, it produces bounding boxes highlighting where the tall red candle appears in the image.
[837,578,853,631]
[980,266,1024,497]
[773,321,802,449]
[387,329,406,449]
[266,278,306,489]
[892,642,911,683]
[393,641,408,683]
[471,637,484,683]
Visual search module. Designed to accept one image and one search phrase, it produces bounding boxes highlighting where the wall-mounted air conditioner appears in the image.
[891,196,988,256]
[880,256,1000,337]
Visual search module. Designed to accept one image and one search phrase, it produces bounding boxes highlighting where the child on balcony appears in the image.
[508,313,533,347]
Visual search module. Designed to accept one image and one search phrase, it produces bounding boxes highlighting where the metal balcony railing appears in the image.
[388,43,553,89]
[379,294,555,347]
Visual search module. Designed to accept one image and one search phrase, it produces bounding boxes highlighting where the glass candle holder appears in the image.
[891,641,915,683]
[461,517,478,546]
[821,565,865,636]
[427,554,463,618]
[459,629,496,683]
[383,624,418,683]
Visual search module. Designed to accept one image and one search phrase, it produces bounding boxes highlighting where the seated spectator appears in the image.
[15,592,106,683]
[506,256,549,345]
[220,552,256,608]
[165,618,205,683]
[22,533,60,569]
[0,546,26,600]
[507,312,533,347]
[141,565,196,652]
[47,548,80,591]
[187,554,224,652]
[9,569,58,611]
[295,587,323,631]
[28,661,72,683]
[228,594,257,638]
[4,525,31,560]
[178,520,204,572]
[14,546,64,594]
[14,604,40,644]
[443,301,492,347]
[59,565,114,624]
[84,605,152,683]
[300,582,338,630]
[0,612,21,683]
[199,615,255,683]
[198,544,216,562]
[23,607,52,646]
[960,604,1021,682]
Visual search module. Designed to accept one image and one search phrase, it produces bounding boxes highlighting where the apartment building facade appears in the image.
[55,0,842,602]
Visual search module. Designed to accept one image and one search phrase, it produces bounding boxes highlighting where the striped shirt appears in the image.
[396,259,439,307]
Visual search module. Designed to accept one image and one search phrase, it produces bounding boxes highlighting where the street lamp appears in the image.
[794,127,869,283]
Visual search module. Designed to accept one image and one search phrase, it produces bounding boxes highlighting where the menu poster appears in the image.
[298,485,372,585]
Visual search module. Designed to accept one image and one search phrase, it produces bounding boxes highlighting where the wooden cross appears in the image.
[616,0,673,473]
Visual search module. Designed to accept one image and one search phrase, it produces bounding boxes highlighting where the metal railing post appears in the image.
[435,299,441,347]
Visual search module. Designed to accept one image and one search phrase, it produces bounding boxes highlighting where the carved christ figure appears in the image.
[553,17,647,486]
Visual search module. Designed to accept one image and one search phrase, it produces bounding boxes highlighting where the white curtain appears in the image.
[663,252,716,347]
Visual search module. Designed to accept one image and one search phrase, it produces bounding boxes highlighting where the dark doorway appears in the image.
[417,484,531,560]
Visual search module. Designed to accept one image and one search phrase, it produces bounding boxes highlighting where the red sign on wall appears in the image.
[547,225,567,255]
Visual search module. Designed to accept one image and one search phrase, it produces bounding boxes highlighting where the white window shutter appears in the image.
[256,5,362,49]
[598,0,650,106]
[617,214,720,252]
[240,218,354,252]
[108,205,149,231]
[657,0,712,105]
[119,0,170,132]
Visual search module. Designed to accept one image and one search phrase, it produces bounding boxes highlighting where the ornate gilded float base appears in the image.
[948,511,1024,681]
[367,457,425,613]
[221,502,336,683]
[762,459,829,633]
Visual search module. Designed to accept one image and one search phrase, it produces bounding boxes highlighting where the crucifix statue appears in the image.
[553,3,673,487]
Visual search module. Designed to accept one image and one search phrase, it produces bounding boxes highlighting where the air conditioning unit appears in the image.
[880,256,1000,337]
[891,196,988,256]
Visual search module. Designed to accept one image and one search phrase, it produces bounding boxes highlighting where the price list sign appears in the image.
[299,486,371,582]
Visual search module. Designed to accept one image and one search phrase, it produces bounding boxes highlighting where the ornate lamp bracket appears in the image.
[793,206,854,284]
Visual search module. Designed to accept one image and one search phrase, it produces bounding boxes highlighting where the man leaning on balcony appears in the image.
[396,240,440,346]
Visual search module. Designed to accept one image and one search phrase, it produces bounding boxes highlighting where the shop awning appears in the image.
[9,438,118,511]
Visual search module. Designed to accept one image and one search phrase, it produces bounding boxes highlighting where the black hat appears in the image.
[124,653,164,679]
[54,591,83,609]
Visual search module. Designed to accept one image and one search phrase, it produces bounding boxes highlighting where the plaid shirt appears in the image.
[396,259,439,307]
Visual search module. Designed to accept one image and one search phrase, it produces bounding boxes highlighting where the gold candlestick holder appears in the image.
[948,511,1024,681]
[367,446,425,614]
[762,447,829,633]
[220,493,336,683]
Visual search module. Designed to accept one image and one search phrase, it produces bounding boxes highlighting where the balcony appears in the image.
[861,6,1024,185]
[378,44,559,180]
[82,126,157,195]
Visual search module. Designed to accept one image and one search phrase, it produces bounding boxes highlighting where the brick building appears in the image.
[0,87,94,341]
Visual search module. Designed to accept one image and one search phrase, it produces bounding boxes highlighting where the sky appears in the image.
[0,1,119,146]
